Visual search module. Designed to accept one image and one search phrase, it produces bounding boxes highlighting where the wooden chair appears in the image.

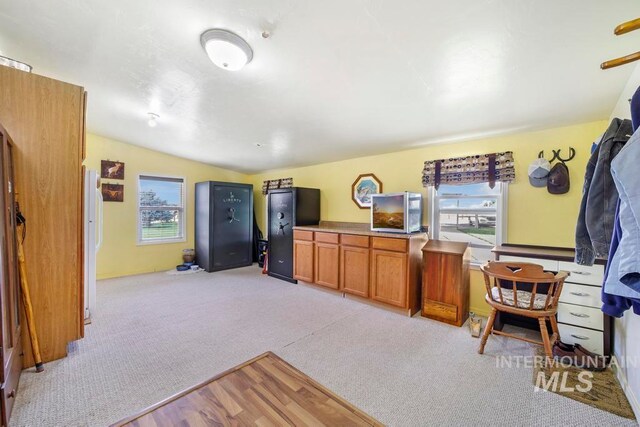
[478,261,569,358]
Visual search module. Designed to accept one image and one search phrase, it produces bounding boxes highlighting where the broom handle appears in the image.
[16,224,44,372]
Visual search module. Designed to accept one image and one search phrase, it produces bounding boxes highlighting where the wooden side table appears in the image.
[421,240,470,326]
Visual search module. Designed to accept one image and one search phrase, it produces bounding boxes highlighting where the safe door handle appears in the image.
[569,312,590,318]
[570,334,590,340]
[569,292,590,297]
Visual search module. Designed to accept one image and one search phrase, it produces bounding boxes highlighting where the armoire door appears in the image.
[268,191,294,279]
[211,185,252,270]
[0,128,21,425]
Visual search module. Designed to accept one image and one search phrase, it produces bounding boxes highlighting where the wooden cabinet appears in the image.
[421,240,470,326]
[292,225,427,315]
[371,249,407,307]
[0,67,86,368]
[293,240,314,283]
[314,243,340,289]
[340,245,369,297]
[0,125,22,426]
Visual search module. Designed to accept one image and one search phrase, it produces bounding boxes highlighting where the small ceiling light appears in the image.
[147,113,159,127]
[200,29,253,71]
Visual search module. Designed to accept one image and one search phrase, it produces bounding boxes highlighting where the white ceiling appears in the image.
[1,0,639,173]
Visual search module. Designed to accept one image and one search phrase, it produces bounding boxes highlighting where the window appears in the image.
[138,175,186,244]
[428,182,507,265]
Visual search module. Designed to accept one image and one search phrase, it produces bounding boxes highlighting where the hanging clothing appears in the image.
[610,127,640,293]
[575,118,633,265]
[602,201,640,316]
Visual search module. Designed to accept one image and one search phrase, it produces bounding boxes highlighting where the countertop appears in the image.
[293,221,428,240]
[492,244,606,265]
[422,240,469,255]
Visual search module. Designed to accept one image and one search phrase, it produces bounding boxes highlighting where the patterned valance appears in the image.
[422,151,515,189]
[262,177,293,195]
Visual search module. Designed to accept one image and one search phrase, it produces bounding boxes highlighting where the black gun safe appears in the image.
[268,187,320,283]
[195,181,253,272]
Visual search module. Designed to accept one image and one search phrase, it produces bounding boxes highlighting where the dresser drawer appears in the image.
[341,234,369,248]
[558,323,604,356]
[558,261,604,287]
[315,232,339,244]
[293,230,313,241]
[499,256,558,272]
[558,303,603,330]
[372,237,407,252]
[559,283,601,308]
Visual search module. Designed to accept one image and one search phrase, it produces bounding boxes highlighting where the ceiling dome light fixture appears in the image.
[200,29,253,71]
[147,113,159,128]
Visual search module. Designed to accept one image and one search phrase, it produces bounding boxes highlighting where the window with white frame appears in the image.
[428,182,507,265]
[138,175,185,244]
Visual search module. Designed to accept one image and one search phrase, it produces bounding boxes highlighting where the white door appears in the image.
[84,170,102,322]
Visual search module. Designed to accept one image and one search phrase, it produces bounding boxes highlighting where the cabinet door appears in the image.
[370,249,407,307]
[314,243,340,289]
[293,240,314,282]
[0,131,21,425]
[340,246,369,297]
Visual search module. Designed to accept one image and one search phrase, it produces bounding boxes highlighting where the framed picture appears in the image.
[102,183,124,202]
[351,173,382,209]
[101,160,125,180]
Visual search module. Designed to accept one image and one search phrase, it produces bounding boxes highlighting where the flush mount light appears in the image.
[147,113,159,127]
[200,29,253,71]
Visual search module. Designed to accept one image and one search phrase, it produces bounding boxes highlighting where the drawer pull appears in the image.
[569,291,590,297]
[570,334,590,340]
[571,271,591,276]
[569,312,590,318]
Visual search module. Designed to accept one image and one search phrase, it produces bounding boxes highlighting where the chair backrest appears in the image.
[480,261,569,311]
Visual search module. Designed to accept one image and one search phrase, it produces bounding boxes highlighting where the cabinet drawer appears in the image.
[372,237,407,252]
[558,261,604,287]
[557,303,603,330]
[423,299,458,323]
[315,232,339,244]
[560,283,601,308]
[341,234,369,248]
[293,230,313,241]
[499,256,558,272]
[558,323,604,356]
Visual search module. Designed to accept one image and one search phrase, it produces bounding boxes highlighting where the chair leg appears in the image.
[478,308,497,354]
[549,315,560,343]
[539,318,553,358]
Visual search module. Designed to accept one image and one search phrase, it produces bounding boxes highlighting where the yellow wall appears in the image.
[85,134,249,279]
[89,121,606,316]
[249,121,607,315]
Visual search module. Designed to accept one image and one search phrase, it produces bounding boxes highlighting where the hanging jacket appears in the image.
[602,201,640,317]
[611,127,640,293]
[575,118,633,265]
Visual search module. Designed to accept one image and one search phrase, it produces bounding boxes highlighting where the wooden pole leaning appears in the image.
[15,202,44,372]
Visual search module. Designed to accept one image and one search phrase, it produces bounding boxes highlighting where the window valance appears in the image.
[422,151,515,189]
[262,177,293,195]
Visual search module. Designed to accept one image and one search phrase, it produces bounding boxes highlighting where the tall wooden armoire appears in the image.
[0,65,86,370]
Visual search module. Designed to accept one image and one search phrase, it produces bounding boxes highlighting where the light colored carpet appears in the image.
[10,266,636,426]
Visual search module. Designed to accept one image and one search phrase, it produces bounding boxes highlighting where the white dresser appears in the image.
[493,245,611,356]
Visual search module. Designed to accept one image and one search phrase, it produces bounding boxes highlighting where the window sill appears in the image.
[137,237,186,246]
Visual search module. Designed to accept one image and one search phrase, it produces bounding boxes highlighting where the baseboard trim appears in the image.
[613,361,640,420]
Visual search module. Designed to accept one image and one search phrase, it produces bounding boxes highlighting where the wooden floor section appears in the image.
[112,352,381,426]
